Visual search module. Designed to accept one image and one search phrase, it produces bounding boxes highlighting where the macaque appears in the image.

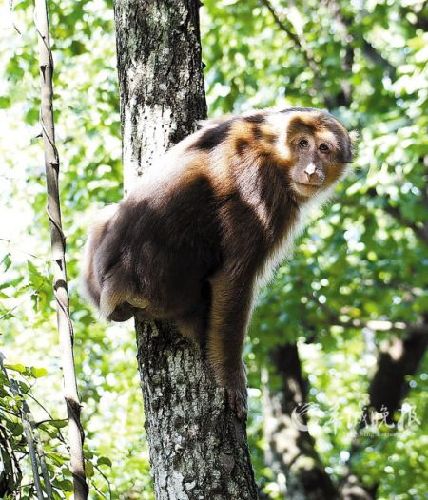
[82,107,356,419]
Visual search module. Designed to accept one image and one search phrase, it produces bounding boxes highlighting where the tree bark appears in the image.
[364,327,428,424]
[263,343,338,499]
[113,1,258,498]
[340,322,428,499]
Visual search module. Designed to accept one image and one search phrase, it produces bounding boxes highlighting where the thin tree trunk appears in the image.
[263,343,338,499]
[34,0,88,497]
[364,326,428,421]
[113,1,258,498]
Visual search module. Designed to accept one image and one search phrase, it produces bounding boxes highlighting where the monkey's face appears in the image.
[284,111,354,199]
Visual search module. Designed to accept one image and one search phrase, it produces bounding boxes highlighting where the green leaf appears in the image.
[69,40,87,55]
[97,456,112,467]
[30,366,48,378]
[48,419,68,429]
[85,461,94,478]
[0,96,10,108]
[4,363,26,374]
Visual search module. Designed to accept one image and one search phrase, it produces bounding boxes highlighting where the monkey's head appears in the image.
[277,108,357,199]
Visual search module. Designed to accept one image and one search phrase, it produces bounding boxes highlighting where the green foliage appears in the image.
[1,0,427,497]
[0,355,72,499]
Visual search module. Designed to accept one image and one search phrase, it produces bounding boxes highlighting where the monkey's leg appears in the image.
[82,204,119,310]
[206,269,254,420]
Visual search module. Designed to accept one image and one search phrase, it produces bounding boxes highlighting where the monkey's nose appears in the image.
[304,162,317,181]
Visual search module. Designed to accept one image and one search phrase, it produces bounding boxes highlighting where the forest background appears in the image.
[0,0,427,498]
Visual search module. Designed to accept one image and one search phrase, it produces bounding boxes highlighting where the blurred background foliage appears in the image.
[0,0,427,498]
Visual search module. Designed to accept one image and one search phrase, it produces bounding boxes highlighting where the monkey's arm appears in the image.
[206,266,255,419]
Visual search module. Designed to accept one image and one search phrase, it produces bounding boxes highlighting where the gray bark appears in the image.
[263,343,338,500]
[113,1,258,498]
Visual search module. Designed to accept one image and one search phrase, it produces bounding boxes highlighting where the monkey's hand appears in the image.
[225,367,248,420]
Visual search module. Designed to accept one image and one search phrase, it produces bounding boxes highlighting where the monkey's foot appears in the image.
[226,386,248,421]
[108,303,135,322]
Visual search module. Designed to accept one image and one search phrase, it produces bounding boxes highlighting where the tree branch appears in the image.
[364,325,428,425]
[260,0,355,108]
[33,0,88,497]
[400,0,428,31]
[360,39,396,79]
[259,0,322,89]
[326,0,397,80]
[383,203,428,245]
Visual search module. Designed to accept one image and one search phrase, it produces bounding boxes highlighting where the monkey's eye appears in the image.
[298,139,309,149]
[319,143,329,153]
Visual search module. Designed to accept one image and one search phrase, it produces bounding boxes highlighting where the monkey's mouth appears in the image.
[292,182,321,196]
[294,181,322,187]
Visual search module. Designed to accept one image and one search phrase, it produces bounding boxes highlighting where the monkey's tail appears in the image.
[80,204,119,311]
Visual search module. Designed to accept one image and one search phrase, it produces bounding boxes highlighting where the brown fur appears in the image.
[82,107,356,418]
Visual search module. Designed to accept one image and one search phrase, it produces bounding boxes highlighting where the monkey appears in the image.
[82,106,357,419]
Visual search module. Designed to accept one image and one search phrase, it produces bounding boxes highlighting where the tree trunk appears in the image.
[364,326,428,422]
[113,1,258,498]
[263,343,338,500]
[340,321,428,499]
